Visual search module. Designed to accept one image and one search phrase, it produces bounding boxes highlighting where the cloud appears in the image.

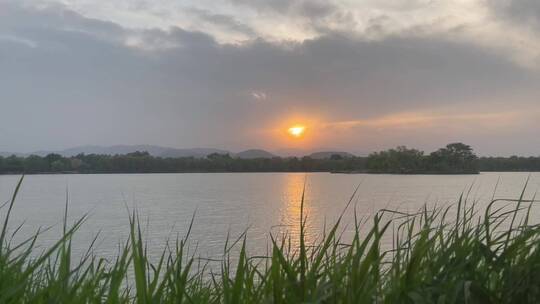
[16,0,540,69]
[250,91,268,101]
[187,8,256,39]
[0,34,37,48]
[227,0,293,13]
[224,0,355,38]
[1,1,539,155]
[323,111,524,131]
[488,0,540,28]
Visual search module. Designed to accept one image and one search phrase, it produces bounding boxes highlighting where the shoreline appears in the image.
[330,170,480,175]
[3,170,539,176]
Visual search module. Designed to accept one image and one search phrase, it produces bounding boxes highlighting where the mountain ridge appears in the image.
[1,145,360,159]
[8,145,231,159]
[235,149,277,159]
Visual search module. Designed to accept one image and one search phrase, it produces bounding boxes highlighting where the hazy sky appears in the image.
[1,0,539,155]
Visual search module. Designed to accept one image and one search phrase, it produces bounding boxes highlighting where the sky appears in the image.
[1,0,539,156]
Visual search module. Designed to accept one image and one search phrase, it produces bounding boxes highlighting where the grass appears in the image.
[1,175,540,303]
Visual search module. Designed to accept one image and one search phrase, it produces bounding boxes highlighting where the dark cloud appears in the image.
[227,0,339,18]
[0,2,125,42]
[294,1,338,19]
[227,0,293,13]
[226,0,354,34]
[187,8,256,38]
[489,0,540,28]
[1,1,539,154]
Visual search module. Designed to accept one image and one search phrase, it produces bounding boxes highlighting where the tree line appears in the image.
[365,143,478,174]
[0,143,538,174]
[0,151,367,174]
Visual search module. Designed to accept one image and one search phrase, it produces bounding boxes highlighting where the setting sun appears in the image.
[288,125,306,137]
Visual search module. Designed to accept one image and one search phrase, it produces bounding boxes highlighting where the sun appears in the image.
[288,125,306,138]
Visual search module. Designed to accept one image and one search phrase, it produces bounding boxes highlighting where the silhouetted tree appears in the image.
[367,146,425,173]
[330,154,343,160]
[2,143,536,175]
[428,143,478,173]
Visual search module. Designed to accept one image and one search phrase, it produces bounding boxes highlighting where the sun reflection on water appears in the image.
[275,174,319,250]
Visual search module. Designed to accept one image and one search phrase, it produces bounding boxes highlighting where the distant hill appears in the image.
[158,147,231,158]
[30,145,231,158]
[0,152,25,157]
[309,151,355,159]
[235,149,276,159]
[1,146,360,159]
[272,148,312,157]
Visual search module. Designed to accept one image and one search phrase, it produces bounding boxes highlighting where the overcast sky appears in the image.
[1,0,539,156]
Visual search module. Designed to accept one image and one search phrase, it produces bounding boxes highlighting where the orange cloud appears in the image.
[321,111,524,131]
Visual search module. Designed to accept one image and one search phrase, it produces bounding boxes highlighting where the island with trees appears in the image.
[362,143,479,174]
[1,142,539,175]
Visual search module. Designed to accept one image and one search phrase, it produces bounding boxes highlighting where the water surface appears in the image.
[0,172,538,260]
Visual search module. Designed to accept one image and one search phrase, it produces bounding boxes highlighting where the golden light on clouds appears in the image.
[256,107,537,153]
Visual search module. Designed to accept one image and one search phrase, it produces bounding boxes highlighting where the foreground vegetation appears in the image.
[1,177,540,303]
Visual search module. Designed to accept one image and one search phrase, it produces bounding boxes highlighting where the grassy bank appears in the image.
[1,177,540,303]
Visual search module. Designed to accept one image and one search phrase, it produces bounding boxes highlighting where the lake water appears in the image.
[0,172,538,262]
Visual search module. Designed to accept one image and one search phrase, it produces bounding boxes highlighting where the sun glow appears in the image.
[288,125,306,137]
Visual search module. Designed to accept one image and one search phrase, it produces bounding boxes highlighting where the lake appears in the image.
[0,172,538,262]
